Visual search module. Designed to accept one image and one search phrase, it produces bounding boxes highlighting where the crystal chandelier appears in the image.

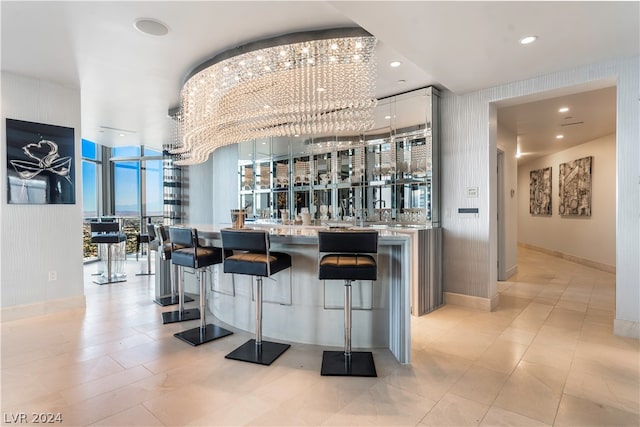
[171,28,377,165]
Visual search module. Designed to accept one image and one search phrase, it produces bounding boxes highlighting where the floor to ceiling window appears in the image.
[82,142,166,260]
[81,139,102,259]
[110,145,165,255]
[144,147,164,219]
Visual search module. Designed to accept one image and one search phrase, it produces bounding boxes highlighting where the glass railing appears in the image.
[82,215,164,261]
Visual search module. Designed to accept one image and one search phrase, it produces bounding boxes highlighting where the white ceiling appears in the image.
[498,85,617,164]
[2,1,638,156]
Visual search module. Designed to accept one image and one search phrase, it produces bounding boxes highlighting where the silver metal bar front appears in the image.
[147,243,151,274]
[106,244,112,281]
[344,280,352,356]
[178,266,184,312]
[199,269,206,328]
[256,277,263,344]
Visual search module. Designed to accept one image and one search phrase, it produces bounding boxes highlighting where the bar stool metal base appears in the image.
[320,351,377,377]
[174,324,233,346]
[153,294,194,306]
[225,339,290,366]
[92,275,126,285]
[161,308,200,324]
[135,272,154,276]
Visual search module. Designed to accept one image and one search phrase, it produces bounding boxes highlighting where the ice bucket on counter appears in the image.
[230,209,246,229]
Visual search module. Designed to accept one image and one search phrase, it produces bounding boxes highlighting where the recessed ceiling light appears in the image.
[384,115,391,120]
[558,107,569,113]
[556,134,564,139]
[119,133,125,137]
[519,35,538,45]
[390,61,402,67]
[397,79,406,84]
[134,18,169,36]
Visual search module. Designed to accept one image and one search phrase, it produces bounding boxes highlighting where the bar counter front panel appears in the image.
[179,224,426,364]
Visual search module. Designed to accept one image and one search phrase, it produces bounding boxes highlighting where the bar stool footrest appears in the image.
[161,308,200,324]
[225,339,290,366]
[174,324,233,346]
[135,272,155,276]
[320,350,377,377]
[154,295,194,306]
[92,275,127,285]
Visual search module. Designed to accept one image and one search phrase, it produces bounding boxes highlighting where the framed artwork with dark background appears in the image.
[6,118,76,204]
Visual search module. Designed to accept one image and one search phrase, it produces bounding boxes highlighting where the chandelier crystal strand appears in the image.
[172,29,377,165]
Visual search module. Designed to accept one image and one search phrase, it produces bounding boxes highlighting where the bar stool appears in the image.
[169,227,233,346]
[153,225,193,306]
[318,230,378,377]
[221,229,292,365]
[90,221,127,285]
[135,221,153,276]
[161,227,202,324]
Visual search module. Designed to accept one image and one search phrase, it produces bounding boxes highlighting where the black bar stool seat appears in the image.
[319,254,377,280]
[221,229,292,366]
[168,227,233,346]
[153,225,193,306]
[135,223,154,276]
[224,252,292,277]
[90,221,127,285]
[318,230,378,377]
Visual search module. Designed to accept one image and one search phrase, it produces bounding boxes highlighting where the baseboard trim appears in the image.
[0,295,86,323]
[519,243,615,273]
[505,265,518,280]
[444,292,498,312]
[614,319,640,339]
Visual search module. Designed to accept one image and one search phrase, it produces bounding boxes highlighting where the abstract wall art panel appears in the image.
[6,118,76,204]
[529,166,552,215]
[559,156,592,217]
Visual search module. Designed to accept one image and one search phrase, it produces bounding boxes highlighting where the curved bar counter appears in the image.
[182,224,424,364]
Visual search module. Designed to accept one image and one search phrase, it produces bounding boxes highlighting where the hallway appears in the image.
[1,247,638,426]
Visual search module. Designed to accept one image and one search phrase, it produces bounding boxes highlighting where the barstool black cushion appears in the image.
[147,223,159,251]
[170,227,225,269]
[155,225,173,260]
[319,255,377,281]
[90,222,126,244]
[318,231,377,281]
[317,230,378,377]
[153,225,193,307]
[168,226,232,345]
[221,228,292,365]
[222,229,291,276]
[90,222,127,284]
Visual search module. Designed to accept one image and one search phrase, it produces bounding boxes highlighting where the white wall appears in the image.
[182,143,238,227]
[518,134,616,268]
[1,72,85,317]
[183,157,214,225]
[211,144,239,225]
[441,56,638,337]
[497,124,518,278]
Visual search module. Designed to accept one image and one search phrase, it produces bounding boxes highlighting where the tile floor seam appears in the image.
[550,338,579,426]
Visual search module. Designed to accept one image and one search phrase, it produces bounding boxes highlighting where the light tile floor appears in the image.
[2,247,639,426]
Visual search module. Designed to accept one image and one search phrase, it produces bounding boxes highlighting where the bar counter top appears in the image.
[189,221,429,244]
